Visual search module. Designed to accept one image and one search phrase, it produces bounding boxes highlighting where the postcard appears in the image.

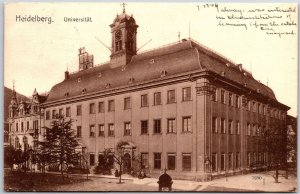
[4,2,297,192]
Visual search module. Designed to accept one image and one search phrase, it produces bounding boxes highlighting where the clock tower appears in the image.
[109,6,138,68]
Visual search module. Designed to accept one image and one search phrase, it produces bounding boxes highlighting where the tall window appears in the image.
[90,125,95,137]
[229,93,233,106]
[153,119,161,134]
[108,100,115,112]
[247,123,251,136]
[247,100,251,111]
[182,87,191,101]
[167,154,176,170]
[21,122,24,132]
[167,90,176,103]
[154,153,161,169]
[258,103,261,114]
[235,95,240,108]
[221,90,225,104]
[236,152,240,169]
[76,105,82,116]
[221,118,226,134]
[236,121,240,135]
[99,124,104,136]
[141,94,148,107]
[66,107,71,117]
[108,123,114,136]
[252,124,257,136]
[182,154,191,171]
[167,118,176,133]
[59,108,63,116]
[52,110,57,119]
[212,153,217,172]
[27,121,29,130]
[228,153,233,170]
[212,89,217,102]
[90,153,95,166]
[89,103,95,114]
[221,153,225,171]
[212,117,217,133]
[228,120,233,134]
[182,116,192,132]
[141,120,148,134]
[263,105,266,115]
[154,92,161,105]
[46,111,50,120]
[16,123,18,132]
[15,137,20,148]
[77,126,82,138]
[247,152,251,166]
[252,101,256,112]
[98,101,104,113]
[141,153,149,169]
[124,122,131,136]
[124,97,131,110]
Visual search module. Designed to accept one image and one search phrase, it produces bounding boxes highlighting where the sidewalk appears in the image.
[47,170,298,192]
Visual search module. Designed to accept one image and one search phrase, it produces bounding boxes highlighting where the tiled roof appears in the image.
[45,40,277,103]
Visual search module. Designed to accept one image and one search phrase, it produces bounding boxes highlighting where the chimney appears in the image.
[65,71,69,80]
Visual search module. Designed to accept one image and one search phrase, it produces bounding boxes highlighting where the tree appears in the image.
[38,116,80,179]
[105,141,130,184]
[262,123,287,183]
[4,146,16,171]
[94,149,114,175]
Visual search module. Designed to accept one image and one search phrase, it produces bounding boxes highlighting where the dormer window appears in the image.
[150,59,155,64]
[78,78,81,83]
[221,71,225,77]
[129,77,135,84]
[161,70,167,77]
[98,72,102,78]
[64,92,69,97]
[121,66,126,71]
[105,83,111,89]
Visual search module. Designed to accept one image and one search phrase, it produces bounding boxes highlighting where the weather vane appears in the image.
[121,2,127,13]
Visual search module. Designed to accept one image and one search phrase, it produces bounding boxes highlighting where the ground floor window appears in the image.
[182,154,191,171]
[141,153,149,169]
[236,152,240,169]
[90,153,95,166]
[154,153,161,169]
[221,153,225,171]
[167,154,176,170]
[211,153,217,172]
[247,152,251,166]
[228,153,233,170]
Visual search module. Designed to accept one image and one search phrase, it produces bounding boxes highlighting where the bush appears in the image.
[68,166,89,174]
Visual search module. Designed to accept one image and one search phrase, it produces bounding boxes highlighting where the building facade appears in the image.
[8,9,289,180]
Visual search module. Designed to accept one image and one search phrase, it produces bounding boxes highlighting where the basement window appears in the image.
[82,88,86,93]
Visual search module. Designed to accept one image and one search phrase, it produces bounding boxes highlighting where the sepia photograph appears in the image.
[3,2,298,192]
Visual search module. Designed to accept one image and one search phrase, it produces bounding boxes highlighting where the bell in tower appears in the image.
[109,4,138,68]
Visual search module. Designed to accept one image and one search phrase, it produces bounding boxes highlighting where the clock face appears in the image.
[115,30,122,41]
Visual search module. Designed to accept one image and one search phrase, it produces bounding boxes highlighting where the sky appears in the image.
[4,3,298,116]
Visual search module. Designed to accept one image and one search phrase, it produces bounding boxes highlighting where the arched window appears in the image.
[15,137,20,149]
[23,136,28,150]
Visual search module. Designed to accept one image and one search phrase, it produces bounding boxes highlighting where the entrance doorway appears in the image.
[123,153,131,173]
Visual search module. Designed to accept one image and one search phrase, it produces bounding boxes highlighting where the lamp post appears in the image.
[195,78,216,176]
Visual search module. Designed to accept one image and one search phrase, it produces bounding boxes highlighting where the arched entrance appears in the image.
[123,153,131,173]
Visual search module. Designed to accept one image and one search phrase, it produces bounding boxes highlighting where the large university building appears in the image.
[8,8,289,180]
